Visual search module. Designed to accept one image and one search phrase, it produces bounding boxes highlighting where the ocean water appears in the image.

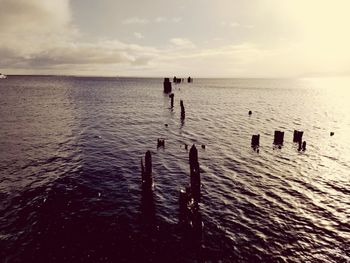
[0,76,349,262]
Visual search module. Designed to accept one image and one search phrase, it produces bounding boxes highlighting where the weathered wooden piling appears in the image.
[169,93,174,108]
[141,151,152,187]
[163,78,172,93]
[173,76,177,83]
[273,130,284,145]
[157,138,165,148]
[251,134,260,148]
[298,140,302,151]
[248,110,252,115]
[330,132,334,136]
[293,130,304,143]
[189,145,200,203]
[187,77,193,83]
[180,100,185,120]
[302,141,306,151]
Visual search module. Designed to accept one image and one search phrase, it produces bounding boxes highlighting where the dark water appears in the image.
[0,76,349,262]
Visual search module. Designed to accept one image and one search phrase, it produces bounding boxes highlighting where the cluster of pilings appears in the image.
[164,77,193,92]
[172,76,193,84]
[141,145,201,210]
[251,129,307,151]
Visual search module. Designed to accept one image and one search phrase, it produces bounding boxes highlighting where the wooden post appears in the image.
[251,134,260,148]
[273,130,284,145]
[163,78,172,93]
[141,151,152,187]
[293,130,304,143]
[180,100,185,120]
[189,145,200,203]
[169,93,174,108]
[157,138,165,148]
[302,141,306,151]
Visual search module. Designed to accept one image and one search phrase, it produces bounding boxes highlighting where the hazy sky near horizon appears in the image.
[1,0,350,77]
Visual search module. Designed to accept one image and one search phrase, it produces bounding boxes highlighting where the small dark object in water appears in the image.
[187,76,193,83]
[164,124,168,127]
[169,93,174,108]
[180,100,185,120]
[201,144,205,149]
[273,130,284,145]
[330,132,334,136]
[293,130,304,143]
[163,78,172,93]
[248,110,252,115]
[141,151,152,187]
[302,141,306,151]
[184,144,188,150]
[189,145,200,203]
[157,138,165,148]
[173,76,177,83]
[251,134,260,148]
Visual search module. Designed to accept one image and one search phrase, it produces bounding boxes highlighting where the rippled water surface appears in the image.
[0,76,349,262]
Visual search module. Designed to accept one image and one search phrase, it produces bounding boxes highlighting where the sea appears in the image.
[0,76,349,262]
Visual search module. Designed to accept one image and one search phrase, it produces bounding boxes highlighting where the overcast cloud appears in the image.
[1,0,349,77]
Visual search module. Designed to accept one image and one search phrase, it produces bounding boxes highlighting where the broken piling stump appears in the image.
[251,134,260,148]
[157,138,165,148]
[248,110,252,115]
[293,130,304,143]
[187,77,193,83]
[180,100,185,120]
[169,93,174,108]
[330,132,334,136]
[273,130,284,145]
[141,151,152,188]
[163,78,172,93]
[302,141,306,151]
[189,145,200,203]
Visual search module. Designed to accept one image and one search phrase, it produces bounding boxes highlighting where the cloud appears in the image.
[169,38,196,49]
[154,16,182,23]
[0,0,157,74]
[171,17,182,23]
[155,17,166,23]
[221,21,254,29]
[134,32,144,39]
[122,17,149,25]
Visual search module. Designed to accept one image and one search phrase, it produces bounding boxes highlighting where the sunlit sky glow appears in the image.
[1,0,350,77]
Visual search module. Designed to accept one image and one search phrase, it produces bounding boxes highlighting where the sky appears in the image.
[1,0,350,77]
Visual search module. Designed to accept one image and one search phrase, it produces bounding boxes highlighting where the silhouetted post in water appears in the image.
[141,151,152,187]
[298,140,302,151]
[248,110,252,115]
[169,93,174,108]
[302,141,306,151]
[173,76,177,83]
[330,132,334,136]
[251,134,260,148]
[157,138,165,148]
[293,130,304,143]
[189,145,200,203]
[187,77,193,83]
[180,100,185,120]
[273,130,284,145]
[163,78,172,93]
